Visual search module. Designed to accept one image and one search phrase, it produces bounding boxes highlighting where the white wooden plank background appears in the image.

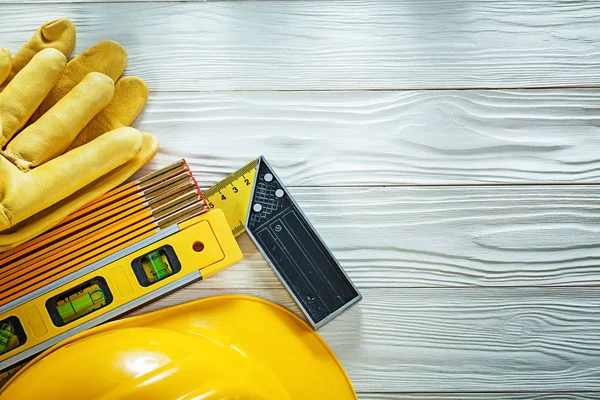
[132,90,600,185]
[135,287,600,392]
[1,1,600,90]
[360,395,600,400]
[3,1,600,399]
[168,186,600,289]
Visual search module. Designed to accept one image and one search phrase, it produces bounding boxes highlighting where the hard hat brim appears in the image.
[3,295,358,399]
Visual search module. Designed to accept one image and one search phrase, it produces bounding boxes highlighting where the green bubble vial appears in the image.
[0,323,16,355]
[144,250,173,283]
[56,286,106,324]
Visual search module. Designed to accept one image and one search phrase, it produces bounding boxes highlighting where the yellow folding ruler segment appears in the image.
[203,158,258,237]
[0,209,242,371]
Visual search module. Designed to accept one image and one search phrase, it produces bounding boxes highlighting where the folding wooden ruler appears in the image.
[204,156,361,329]
[0,162,243,380]
[0,156,361,385]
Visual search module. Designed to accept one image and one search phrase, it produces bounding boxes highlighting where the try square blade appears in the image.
[245,157,361,329]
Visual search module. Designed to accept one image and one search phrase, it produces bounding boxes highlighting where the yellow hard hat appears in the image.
[0,295,357,399]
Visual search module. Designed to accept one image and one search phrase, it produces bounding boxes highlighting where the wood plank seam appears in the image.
[3,1,600,90]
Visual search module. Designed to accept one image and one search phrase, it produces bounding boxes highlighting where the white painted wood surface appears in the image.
[360,395,600,400]
[132,90,600,186]
[135,287,600,392]
[171,186,600,289]
[2,1,600,398]
[1,1,600,90]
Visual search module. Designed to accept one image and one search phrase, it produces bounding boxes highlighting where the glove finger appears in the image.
[0,48,66,147]
[0,18,75,89]
[2,127,143,230]
[4,72,114,170]
[0,156,21,232]
[31,41,127,123]
[68,76,149,151]
[0,48,11,86]
[0,131,158,251]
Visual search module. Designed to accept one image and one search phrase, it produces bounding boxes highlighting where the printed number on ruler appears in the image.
[204,159,258,237]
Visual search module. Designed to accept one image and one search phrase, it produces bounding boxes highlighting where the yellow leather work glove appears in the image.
[0,19,159,251]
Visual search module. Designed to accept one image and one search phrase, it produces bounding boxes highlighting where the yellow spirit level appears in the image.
[0,209,242,371]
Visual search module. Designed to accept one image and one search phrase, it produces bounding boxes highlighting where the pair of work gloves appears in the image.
[0,19,158,251]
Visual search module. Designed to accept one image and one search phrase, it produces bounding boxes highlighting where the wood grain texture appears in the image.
[190,185,600,288]
[360,394,600,399]
[1,1,599,90]
[133,287,600,392]
[128,89,600,186]
[2,0,598,397]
